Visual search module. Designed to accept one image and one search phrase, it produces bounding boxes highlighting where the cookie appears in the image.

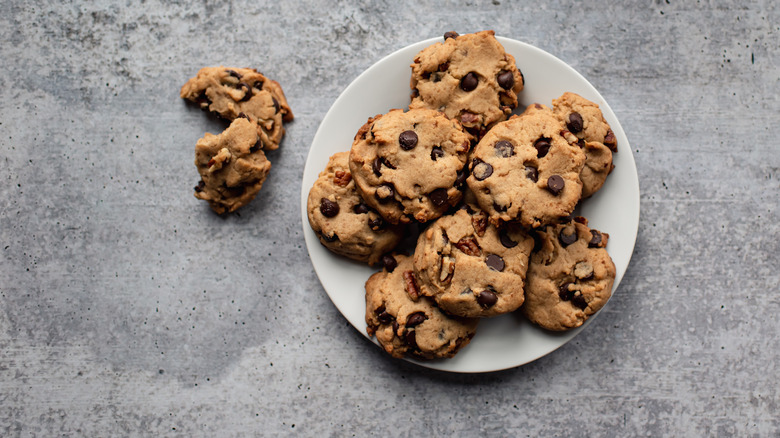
[466,104,586,228]
[349,108,471,224]
[193,118,271,214]
[180,66,293,150]
[413,203,535,318]
[409,30,524,138]
[522,217,616,331]
[365,254,479,359]
[551,92,617,198]
[307,152,405,265]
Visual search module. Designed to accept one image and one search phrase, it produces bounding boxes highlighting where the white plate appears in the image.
[300,36,639,373]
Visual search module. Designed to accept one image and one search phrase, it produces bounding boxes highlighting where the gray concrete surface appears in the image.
[1,1,778,436]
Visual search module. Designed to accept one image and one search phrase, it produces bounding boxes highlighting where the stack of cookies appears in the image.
[181,67,294,214]
[306,31,618,361]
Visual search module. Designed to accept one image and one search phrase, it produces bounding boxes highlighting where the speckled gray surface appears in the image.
[1,1,778,436]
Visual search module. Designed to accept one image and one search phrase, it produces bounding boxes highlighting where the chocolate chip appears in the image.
[558,283,574,301]
[497,70,514,90]
[399,130,418,150]
[534,138,551,158]
[375,184,394,202]
[405,330,418,349]
[559,227,577,247]
[226,69,241,79]
[438,62,449,72]
[485,254,505,272]
[353,202,370,214]
[499,230,517,248]
[559,214,574,224]
[429,188,449,207]
[525,165,538,182]
[368,217,385,231]
[454,168,468,188]
[546,175,564,195]
[477,288,498,308]
[588,230,603,248]
[571,294,588,310]
[493,202,507,212]
[604,129,618,151]
[494,140,514,158]
[392,321,399,333]
[406,312,426,327]
[237,112,249,120]
[431,146,444,161]
[319,198,340,218]
[444,31,459,40]
[472,159,493,181]
[381,254,398,272]
[322,232,339,242]
[567,112,584,133]
[460,72,478,92]
[377,307,394,324]
[194,180,205,193]
[372,157,383,176]
[272,97,280,113]
[238,82,252,101]
[253,80,264,90]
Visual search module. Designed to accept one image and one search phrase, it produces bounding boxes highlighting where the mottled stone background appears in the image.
[1,1,778,436]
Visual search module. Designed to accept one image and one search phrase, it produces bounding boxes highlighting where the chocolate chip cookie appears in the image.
[365,254,479,359]
[551,92,617,198]
[522,217,616,331]
[349,108,471,224]
[193,118,271,214]
[413,203,535,318]
[180,66,293,150]
[409,30,524,138]
[307,152,405,265]
[466,104,586,228]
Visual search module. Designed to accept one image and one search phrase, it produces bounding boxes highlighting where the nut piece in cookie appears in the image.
[551,92,617,198]
[349,108,471,224]
[413,203,534,318]
[365,255,478,359]
[307,152,405,266]
[410,30,524,138]
[180,66,293,150]
[466,104,586,229]
[193,118,271,214]
[522,217,616,331]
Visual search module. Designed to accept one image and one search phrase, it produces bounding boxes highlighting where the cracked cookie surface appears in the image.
[181,66,293,150]
[193,118,271,214]
[307,152,404,265]
[409,30,524,138]
[365,254,478,359]
[522,217,616,331]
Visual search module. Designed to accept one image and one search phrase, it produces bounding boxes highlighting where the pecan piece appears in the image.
[333,170,352,187]
[455,237,481,257]
[403,270,421,301]
[471,211,488,237]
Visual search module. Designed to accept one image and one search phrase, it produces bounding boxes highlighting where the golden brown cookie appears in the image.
[466,105,586,228]
[193,118,271,214]
[522,217,616,331]
[365,254,478,359]
[349,108,471,224]
[409,30,524,138]
[413,203,534,318]
[307,152,405,265]
[180,66,293,150]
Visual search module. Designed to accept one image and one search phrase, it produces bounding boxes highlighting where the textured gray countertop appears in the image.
[1,1,778,436]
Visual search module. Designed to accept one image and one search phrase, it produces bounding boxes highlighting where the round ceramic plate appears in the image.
[300,36,639,373]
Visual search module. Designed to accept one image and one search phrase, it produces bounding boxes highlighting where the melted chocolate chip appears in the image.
[558,283,574,301]
[493,202,507,212]
[444,31,459,40]
[375,184,395,202]
[588,230,603,248]
[429,188,449,207]
[372,157,383,176]
[399,130,418,150]
[472,159,493,181]
[368,217,385,231]
[546,175,564,195]
[485,254,505,272]
[406,312,426,327]
[477,288,498,308]
[534,138,551,158]
[237,112,249,120]
[497,70,514,90]
[226,69,241,79]
[431,146,444,161]
[322,232,339,242]
[559,228,577,247]
[454,168,468,188]
[319,198,340,218]
[494,140,514,158]
[249,138,262,153]
[567,112,584,133]
[571,294,588,310]
[194,180,205,193]
[238,82,252,101]
[405,330,418,349]
[272,97,280,113]
[382,254,398,272]
[377,307,394,324]
[353,202,370,214]
[460,72,478,92]
[499,230,517,248]
[525,165,538,182]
